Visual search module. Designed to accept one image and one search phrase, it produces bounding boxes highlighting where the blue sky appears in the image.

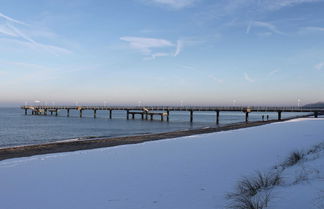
[0,0,324,106]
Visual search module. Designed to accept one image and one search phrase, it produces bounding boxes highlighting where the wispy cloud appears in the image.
[148,52,170,60]
[315,62,324,71]
[268,69,280,76]
[174,40,184,56]
[0,24,19,37]
[120,36,173,54]
[0,38,71,55]
[246,21,284,35]
[261,0,323,11]
[208,75,224,84]
[0,12,71,55]
[244,72,255,82]
[121,36,189,59]
[146,0,197,9]
[6,23,38,45]
[0,12,27,26]
[174,37,208,56]
[196,0,323,27]
[300,26,324,33]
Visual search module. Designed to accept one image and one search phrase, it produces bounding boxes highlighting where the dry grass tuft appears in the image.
[226,172,280,209]
[281,151,304,168]
[227,192,271,209]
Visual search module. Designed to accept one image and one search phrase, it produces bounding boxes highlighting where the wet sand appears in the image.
[0,116,311,161]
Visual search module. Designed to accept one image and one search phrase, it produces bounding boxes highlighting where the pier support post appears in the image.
[67,109,70,117]
[166,110,169,122]
[44,109,47,116]
[109,110,112,119]
[216,110,220,124]
[141,113,144,120]
[190,110,193,123]
[80,110,83,118]
[277,111,282,121]
[55,110,58,117]
[94,110,97,118]
[150,114,153,120]
[126,110,129,120]
[245,112,249,122]
[160,114,163,121]
[314,111,318,118]
[25,109,27,115]
[132,113,135,119]
[145,113,148,120]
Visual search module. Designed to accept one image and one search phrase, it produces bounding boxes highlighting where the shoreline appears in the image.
[0,116,313,161]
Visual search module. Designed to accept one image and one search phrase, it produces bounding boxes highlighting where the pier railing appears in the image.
[21,105,324,112]
[21,105,324,123]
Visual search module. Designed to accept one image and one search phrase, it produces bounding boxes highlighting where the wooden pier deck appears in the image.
[21,105,324,123]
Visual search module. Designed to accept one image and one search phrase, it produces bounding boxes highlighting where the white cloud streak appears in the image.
[120,36,173,54]
[244,72,255,82]
[268,69,280,76]
[0,12,27,26]
[0,24,19,37]
[6,23,38,45]
[0,12,71,55]
[208,75,224,84]
[174,40,184,56]
[302,26,324,32]
[315,62,324,71]
[148,0,197,9]
[261,0,323,11]
[247,21,284,35]
[197,0,323,26]
[151,52,170,59]
[121,36,188,59]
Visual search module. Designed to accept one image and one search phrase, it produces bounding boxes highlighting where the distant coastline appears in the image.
[0,114,314,161]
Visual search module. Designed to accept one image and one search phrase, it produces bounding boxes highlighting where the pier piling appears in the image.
[245,112,249,122]
[278,111,282,120]
[166,110,169,122]
[216,110,220,124]
[190,110,193,123]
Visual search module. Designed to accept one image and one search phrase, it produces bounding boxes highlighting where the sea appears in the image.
[0,107,309,148]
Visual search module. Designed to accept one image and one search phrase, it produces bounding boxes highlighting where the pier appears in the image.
[21,105,324,123]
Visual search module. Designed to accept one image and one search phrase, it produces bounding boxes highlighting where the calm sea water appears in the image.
[0,108,308,148]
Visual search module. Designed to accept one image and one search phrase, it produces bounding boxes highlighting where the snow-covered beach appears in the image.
[0,118,323,209]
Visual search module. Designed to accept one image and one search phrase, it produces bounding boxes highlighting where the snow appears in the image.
[270,142,324,209]
[0,118,323,209]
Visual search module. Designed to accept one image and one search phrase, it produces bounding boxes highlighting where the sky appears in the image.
[0,0,324,106]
